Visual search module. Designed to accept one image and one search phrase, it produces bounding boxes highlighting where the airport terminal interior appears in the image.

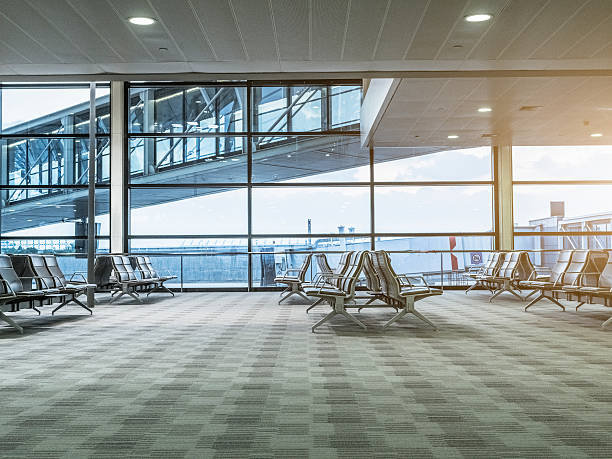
[2,0,612,457]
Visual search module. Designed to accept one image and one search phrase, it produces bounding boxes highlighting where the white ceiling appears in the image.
[1,0,612,77]
[374,75,612,147]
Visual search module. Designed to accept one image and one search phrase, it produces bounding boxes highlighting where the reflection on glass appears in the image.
[5,138,110,186]
[1,86,110,134]
[252,135,368,183]
[130,188,248,235]
[330,86,360,129]
[513,185,612,228]
[1,189,110,237]
[374,147,491,181]
[375,185,493,233]
[128,137,246,182]
[252,187,370,234]
[128,86,245,134]
[129,238,248,288]
[513,146,612,181]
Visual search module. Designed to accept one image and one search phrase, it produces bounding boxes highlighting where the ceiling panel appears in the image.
[404,0,469,60]
[232,0,278,61]
[190,0,246,61]
[498,0,584,60]
[468,0,547,60]
[342,0,387,61]
[148,0,215,62]
[374,76,612,147]
[374,0,428,60]
[565,13,612,59]
[271,0,309,60]
[0,42,31,65]
[311,0,348,61]
[2,0,89,63]
[0,13,61,64]
[28,0,121,63]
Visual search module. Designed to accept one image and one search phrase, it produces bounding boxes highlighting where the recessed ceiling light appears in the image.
[478,107,492,112]
[465,14,492,22]
[448,135,459,139]
[591,133,603,137]
[128,17,156,26]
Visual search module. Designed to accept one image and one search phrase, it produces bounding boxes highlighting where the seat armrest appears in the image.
[68,272,88,283]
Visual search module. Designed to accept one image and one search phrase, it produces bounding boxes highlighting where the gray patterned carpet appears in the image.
[2,291,612,458]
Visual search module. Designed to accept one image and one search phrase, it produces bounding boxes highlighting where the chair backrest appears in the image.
[363,251,381,293]
[484,252,505,276]
[479,253,496,272]
[314,253,333,278]
[111,255,138,282]
[335,251,355,275]
[94,256,114,286]
[560,250,588,285]
[336,251,366,297]
[297,253,312,282]
[42,255,68,286]
[582,250,609,287]
[370,250,402,301]
[28,255,60,289]
[550,250,573,283]
[131,256,155,279]
[0,255,25,295]
[142,256,159,278]
[515,252,536,281]
[596,255,612,288]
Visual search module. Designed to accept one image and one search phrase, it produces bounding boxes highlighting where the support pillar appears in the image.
[110,81,127,253]
[493,144,513,250]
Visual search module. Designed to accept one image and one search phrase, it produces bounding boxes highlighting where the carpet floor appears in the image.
[1,290,612,458]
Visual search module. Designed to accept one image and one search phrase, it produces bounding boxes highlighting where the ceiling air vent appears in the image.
[519,105,543,111]
[481,133,497,138]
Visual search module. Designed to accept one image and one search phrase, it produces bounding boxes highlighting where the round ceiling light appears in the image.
[591,133,603,137]
[129,17,156,25]
[465,14,492,22]
[448,135,459,139]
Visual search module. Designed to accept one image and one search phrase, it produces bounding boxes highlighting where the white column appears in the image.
[494,144,514,250]
[110,81,126,253]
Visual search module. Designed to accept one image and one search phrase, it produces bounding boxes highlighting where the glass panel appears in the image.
[513,145,612,181]
[1,188,110,237]
[130,187,248,235]
[374,236,495,287]
[252,186,370,234]
[4,138,110,186]
[330,85,360,130]
[374,147,491,182]
[128,86,246,134]
[251,237,371,287]
[1,86,109,134]
[513,184,612,230]
[128,136,246,183]
[129,238,248,288]
[252,135,368,183]
[375,185,493,233]
[0,239,109,256]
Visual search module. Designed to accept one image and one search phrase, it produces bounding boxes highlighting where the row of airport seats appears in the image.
[0,253,96,334]
[465,251,540,301]
[94,255,177,303]
[274,250,443,332]
[0,254,177,333]
[467,249,612,328]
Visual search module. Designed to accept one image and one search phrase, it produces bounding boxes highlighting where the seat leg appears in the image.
[306,297,324,312]
[52,299,68,315]
[601,315,612,328]
[408,307,438,330]
[128,291,143,303]
[383,309,407,329]
[524,292,544,311]
[71,296,93,315]
[465,282,480,295]
[576,302,586,311]
[524,289,538,300]
[545,295,566,311]
[312,310,337,333]
[160,283,174,296]
[489,288,505,302]
[508,288,524,301]
[0,310,23,334]
[296,291,310,302]
[340,310,367,330]
[109,291,123,304]
[32,305,42,315]
[278,290,294,305]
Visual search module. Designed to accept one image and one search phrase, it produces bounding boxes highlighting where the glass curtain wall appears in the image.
[127,81,494,289]
[513,145,612,267]
[0,83,110,273]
